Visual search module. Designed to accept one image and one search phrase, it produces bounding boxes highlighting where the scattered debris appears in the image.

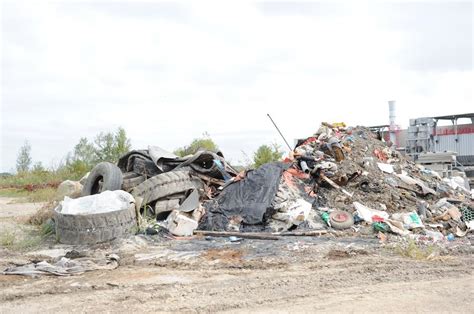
[36,123,474,245]
[2,254,119,277]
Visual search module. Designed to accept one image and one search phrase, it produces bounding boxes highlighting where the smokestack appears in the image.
[388,100,397,146]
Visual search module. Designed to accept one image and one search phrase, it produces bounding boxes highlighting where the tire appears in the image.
[54,204,137,245]
[82,162,123,196]
[154,199,181,214]
[329,210,354,230]
[132,158,161,177]
[131,171,199,205]
[122,172,146,192]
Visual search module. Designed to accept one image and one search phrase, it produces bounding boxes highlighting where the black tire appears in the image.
[54,204,137,245]
[122,172,146,192]
[154,199,181,214]
[131,171,199,205]
[329,210,354,230]
[82,162,123,196]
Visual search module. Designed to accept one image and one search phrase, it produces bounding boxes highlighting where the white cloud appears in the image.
[1,1,472,171]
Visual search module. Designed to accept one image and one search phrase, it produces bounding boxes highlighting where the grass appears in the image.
[12,234,43,250]
[40,220,55,236]
[0,230,15,247]
[0,170,74,252]
[0,188,29,198]
[0,187,57,203]
[0,228,46,251]
[0,168,83,189]
[393,239,436,260]
[25,188,57,203]
[0,167,87,203]
[27,201,57,226]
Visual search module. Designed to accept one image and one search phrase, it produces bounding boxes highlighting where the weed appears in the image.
[0,188,29,198]
[25,188,57,203]
[13,234,43,250]
[0,168,83,189]
[0,187,57,203]
[0,230,15,247]
[27,201,57,226]
[0,227,52,251]
[394,239,436,260]
[40,220,55,236]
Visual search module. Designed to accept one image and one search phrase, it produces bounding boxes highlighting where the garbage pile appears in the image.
[198,122,474,241]
[55,122,474,244]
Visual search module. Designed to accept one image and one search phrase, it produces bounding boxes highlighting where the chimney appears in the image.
[388,100,397,146]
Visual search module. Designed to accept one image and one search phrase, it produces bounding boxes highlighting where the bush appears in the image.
[174,133,218,157]
[253,143,284,168]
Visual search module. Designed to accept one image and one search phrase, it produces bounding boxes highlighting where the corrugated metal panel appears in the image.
[435,124,474,135]
[434,134,474,156]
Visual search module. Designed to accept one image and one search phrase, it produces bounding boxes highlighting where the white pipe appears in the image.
[388,100,397,145]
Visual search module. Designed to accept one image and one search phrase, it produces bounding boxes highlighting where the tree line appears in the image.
[15,128,284,176]
[15,127,131,176]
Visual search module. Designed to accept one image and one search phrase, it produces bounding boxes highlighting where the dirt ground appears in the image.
[0,197,473,313]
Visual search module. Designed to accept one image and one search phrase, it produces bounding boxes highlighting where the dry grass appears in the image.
[0,228,44,251]
[25,188,57,203]
[0,230,15,247]
[27,201,57,226]
[0,187,57,203]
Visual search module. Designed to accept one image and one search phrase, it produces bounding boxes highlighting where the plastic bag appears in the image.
[353,202,389,223]
[391,211,424,229]
[272,199,311,226]
[58,190,135,215]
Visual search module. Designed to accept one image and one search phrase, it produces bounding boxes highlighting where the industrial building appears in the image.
[370,104,474,187]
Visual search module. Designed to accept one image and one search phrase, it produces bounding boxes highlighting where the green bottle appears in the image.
[320,212,331,227]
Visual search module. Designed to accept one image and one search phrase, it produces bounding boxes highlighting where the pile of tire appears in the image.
[54,201,136,245]
[55,162,136,245]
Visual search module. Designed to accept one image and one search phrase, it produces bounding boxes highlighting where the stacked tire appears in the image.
[54,202,136,245]
[57,162,137,245]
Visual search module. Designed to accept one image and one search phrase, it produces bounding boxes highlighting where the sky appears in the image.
[1,0,473,172]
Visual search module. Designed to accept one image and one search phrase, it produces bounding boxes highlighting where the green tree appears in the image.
[16,140,32,173]
[65,127,132,176]
[253,143,284,168]
[66,137,96,175]
[94,132,115,163]
[93,127,131,163]
[31,162,46,174]
[113,127,132,159]
[174,133,218,157]
[73,138,96,166]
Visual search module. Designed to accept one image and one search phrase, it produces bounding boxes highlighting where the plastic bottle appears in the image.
[320,212,331,227]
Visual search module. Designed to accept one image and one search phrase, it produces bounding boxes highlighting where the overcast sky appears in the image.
[1,0,473,172]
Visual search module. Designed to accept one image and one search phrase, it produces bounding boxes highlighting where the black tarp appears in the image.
[199,162,289,231]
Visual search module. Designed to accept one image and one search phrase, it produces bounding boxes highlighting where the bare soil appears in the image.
[0,197,472,313]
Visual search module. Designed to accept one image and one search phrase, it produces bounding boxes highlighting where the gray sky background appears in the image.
[1,0,473,172]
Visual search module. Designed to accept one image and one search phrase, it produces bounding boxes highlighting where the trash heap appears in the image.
[199,122,474,241]
[55,122,474,244]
